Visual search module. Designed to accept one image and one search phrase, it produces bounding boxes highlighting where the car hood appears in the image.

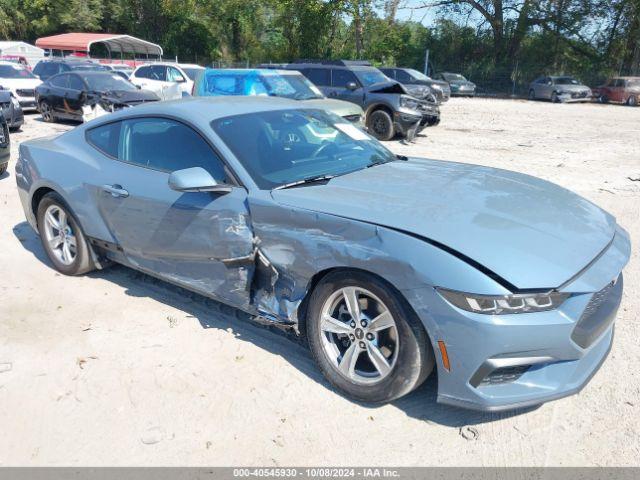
[97,89,159,103]
[271,159,616,290]
[450,80,475,87]
[556,84,590,92]
[0,78,41,90]
[365,81,408,95]
[300,98,362,117]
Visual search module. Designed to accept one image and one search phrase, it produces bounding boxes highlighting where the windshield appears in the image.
[199,71,323,100]
[212,109,397,189]
[182,68,203,80]
[443,73,466,81]
[0,65,36,79]
[353,68,389,87]
[260,73,323,100]
[82,74,137,92]
[554,77,579,85]
[407,69,430,81]
[628,79,640,87]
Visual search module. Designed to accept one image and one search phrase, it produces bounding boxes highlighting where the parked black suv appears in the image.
[285,60,440,141]
[33,59,109,81]
[380,67,451,103]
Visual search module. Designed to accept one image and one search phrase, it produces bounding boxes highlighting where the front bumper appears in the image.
[0,103,24,129]
[402,228,629,411]
[558,92,592,103]
[15,92,37,110]
[393,110,422,137]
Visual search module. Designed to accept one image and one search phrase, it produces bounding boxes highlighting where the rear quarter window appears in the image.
[86,122,122,158]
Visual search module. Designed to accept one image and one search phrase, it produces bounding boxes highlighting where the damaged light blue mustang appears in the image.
[15,97,630,411]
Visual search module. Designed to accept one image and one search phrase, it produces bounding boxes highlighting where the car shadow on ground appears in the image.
[13,220,538,427]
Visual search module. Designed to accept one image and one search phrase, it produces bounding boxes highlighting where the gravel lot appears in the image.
[0,99,638,466]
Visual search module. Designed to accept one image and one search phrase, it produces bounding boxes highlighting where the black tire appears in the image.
[528,89,536,101]
[306,270,434,404]
[36,192,94,275]
[0,164,7,176]
[39,100,55,123]
[599,95,609,104]
[628,95,638,107]
[367,110,395,141]
[551,91,560,103]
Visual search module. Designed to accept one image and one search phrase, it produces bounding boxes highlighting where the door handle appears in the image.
[101,184,129,198]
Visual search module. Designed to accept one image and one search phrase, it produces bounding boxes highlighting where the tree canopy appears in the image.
[1,0,638,92]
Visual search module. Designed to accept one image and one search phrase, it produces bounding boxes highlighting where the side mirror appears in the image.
[175,75,186,83]
[346,81,358,91]
[168,167,232,194]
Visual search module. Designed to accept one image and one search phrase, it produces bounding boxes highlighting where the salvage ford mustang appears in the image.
[15,97,630,411]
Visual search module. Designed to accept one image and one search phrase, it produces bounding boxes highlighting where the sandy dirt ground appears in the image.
[0,99,638,466]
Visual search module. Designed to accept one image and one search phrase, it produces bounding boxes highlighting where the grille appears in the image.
[479,365,530,386]
[571,91,588,98]
[571,276,622,349]
[16,89,35,97]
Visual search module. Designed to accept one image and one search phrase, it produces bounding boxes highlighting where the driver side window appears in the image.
[87,118,227,182]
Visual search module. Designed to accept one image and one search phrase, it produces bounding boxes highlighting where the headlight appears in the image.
[431,84,442,92]
[11,96,20,108]
[400,95,420,110]
[437,288,570,315]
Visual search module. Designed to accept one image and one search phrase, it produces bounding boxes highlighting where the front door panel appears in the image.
[93,162,255,309]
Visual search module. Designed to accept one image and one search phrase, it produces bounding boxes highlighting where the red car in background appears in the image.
[593,76,640,106]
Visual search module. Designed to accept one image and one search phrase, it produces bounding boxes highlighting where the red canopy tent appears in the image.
[35,33,163,61]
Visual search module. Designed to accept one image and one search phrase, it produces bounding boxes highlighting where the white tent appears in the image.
[0,41,45,68]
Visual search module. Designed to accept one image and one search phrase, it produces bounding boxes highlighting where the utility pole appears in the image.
[424,49,430,76]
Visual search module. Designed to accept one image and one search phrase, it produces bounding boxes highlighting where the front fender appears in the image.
[248,194,506,325]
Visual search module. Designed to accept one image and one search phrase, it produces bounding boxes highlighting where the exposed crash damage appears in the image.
[81,89,160,122]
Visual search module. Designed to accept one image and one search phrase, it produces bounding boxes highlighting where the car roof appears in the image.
[136,62,203,68]
[203,68,297,76]
[91,96,310,125]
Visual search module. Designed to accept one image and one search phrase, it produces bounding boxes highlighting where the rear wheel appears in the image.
[306,270,434,403]
[551,91,560,103]
[36,192,94,275]
[39,100,55,123]
[367,110,395,141]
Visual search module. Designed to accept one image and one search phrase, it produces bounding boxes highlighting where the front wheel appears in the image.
[528,89,536,100]
[628,95,638,107]
[367,110,395,141]
[306,270,434,403]
[551,91,560,103]
[36,192,94,275]
[0,164,7,176]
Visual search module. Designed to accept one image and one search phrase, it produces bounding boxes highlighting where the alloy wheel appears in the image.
[40,102,53,122]
[43,205,77,266]
[319,286,399,385]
